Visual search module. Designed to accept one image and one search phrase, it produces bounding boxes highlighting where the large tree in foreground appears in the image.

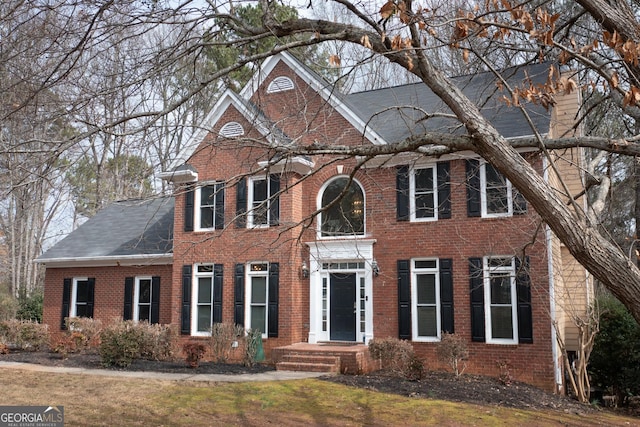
[4,0,640,322]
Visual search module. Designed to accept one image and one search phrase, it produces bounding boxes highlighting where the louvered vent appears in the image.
[219,122,244,138]
[267,76,295,93]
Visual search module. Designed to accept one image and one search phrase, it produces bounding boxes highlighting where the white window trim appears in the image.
[409,166,438,222]
[316,175,367,239]
[245,262,269,338]
[69,277,89,318]
[194,182,220,232]
[483,256,518,345]
[411,259,441,342]
[133,276,152,323]
[247,176,270,228]
[480,162,513,218]
[191,264,215,337]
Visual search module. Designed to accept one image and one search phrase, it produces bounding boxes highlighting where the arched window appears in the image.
[320,177,365,237]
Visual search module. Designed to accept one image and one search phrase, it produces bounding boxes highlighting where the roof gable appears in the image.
[240,52,387,145]
[169,90,290,170]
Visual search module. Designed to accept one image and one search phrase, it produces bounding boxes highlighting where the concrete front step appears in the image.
[276,354,341,373]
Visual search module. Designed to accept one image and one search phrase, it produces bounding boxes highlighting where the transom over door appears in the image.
[330,273,356,341]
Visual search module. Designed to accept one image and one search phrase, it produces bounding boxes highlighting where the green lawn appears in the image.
[0,369,637,426]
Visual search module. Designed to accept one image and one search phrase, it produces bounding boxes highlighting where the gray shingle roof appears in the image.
[37,197,174,262]
[345,62,553,143]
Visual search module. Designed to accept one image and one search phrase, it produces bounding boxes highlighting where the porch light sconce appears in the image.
[301,261,309,278]
[372,259,380,277]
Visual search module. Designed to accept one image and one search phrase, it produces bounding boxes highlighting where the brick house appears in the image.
[38,53,591,392]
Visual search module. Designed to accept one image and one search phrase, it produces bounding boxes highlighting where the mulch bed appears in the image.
[2,350,638,418]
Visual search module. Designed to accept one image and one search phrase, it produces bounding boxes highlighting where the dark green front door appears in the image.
[330,273,356,341]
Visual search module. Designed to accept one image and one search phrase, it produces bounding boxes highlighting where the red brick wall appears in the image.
[43,265,173,338]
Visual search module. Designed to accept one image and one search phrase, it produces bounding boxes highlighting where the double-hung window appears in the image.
[192,264,223,335]
[466,159,526,218]
[194,183,224,231]
[411,259,440,341]
[481,163,512,217]
[396,162,450,222]
[134,277,152,323]
[71,278,92,318]
[236,175,279,228]
[484,257,518,344]
[410,167,437,221]
[249,177,269,227]
[246,263,269,337]
[398,258,453,341]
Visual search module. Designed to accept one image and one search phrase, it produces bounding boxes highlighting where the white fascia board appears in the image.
[359,135,546,168]
[168,90,278,170]
[158,169,198,183]
[35,254,173,268]
[257,156,315,175]
[240,52,388,146]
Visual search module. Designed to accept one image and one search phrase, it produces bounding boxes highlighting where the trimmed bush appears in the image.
[183,342,207,368]
[0,319,49,351]
[210,323,243,363]
[436,332,468,378]
[138,323,178,361]
[368,337,424,379]
[99,321,145,368]
[99,320,178,368]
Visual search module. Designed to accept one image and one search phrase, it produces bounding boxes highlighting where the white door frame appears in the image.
[306,239,375,344]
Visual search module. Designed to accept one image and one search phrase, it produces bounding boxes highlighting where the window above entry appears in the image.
[319,177,365,238]
[267,76,295,93]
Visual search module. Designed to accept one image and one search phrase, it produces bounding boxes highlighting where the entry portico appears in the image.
[307,239,376,344]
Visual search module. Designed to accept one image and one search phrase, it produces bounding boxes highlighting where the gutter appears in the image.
[35,253,173,268]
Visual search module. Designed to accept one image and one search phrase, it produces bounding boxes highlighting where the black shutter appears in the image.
[268,263,279,338]
[469,258,485,342]
[396,166,410,221]
[439,258,454,334]
[61,278,71,330]
[234,264,245,327]
[516,256,533,343]
[123,277,134,321]
[269,174,280,226]
[181,265,192,334]
[151,276,160,324]
[466,159,482,217]
[85,278,95,318]
[513,188,528,215]
[215,183,225,229]
[213,265,223,324]
[437,162,451,219]
[184,185,194,232]
[235,177,247,228]
[398,260,411,339]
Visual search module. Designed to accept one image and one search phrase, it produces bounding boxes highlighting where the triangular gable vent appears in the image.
[267,76,294,93]
[219,121,244,138]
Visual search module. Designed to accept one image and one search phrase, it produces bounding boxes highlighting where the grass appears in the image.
[0,369,637,426]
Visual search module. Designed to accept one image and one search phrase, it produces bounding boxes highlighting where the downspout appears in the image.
[543,155,563,392]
